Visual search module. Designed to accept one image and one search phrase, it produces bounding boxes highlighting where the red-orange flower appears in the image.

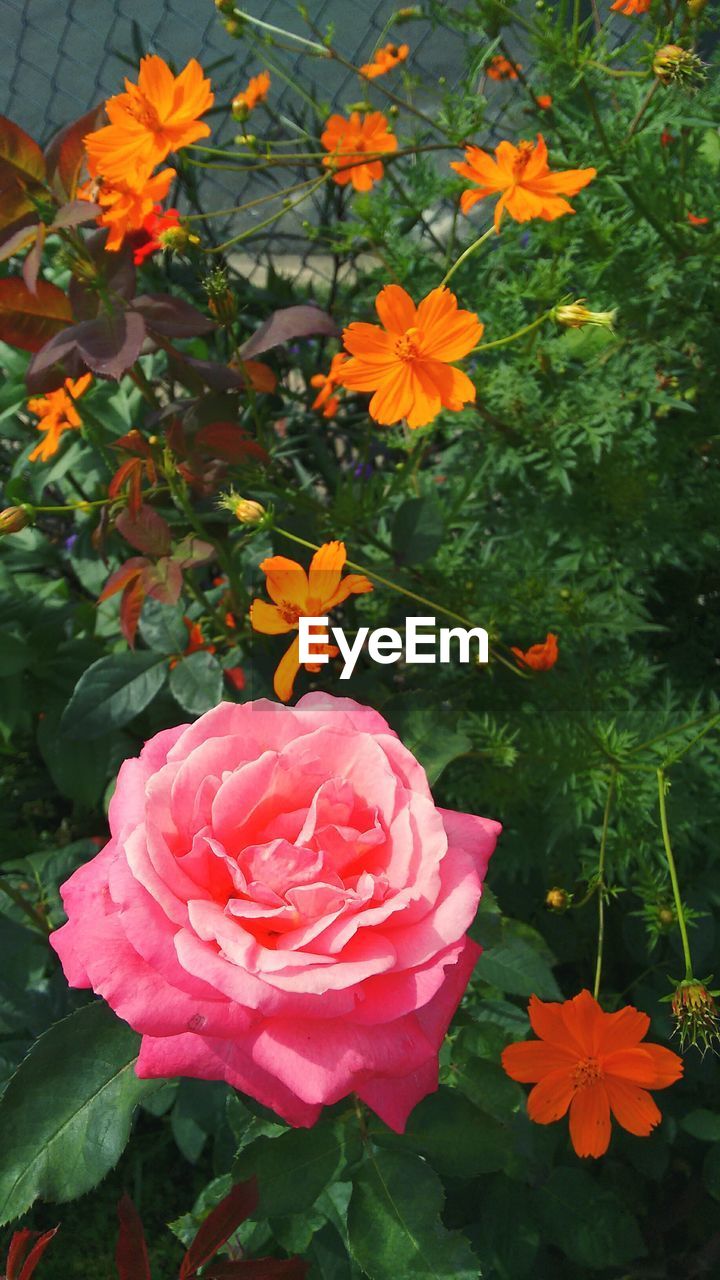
[511,632,558,670]
[169,617,215,669]
[611,0,651,14]
[85,55,213,186]
[132,204,182,263]
[502,991,683,1158]
[232,71,271,116]
[451,134,596,232]
[27,374,92,463]
[537,94,553,110]
[310,353,348,418]
[335,284,482,429]
[82,169,176,252]
[487,55,521,81]
[687,212,710,227]
[321,112,398,191]
[249,540,373,702]
[360,43,410,79]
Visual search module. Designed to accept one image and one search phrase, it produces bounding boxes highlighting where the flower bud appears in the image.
[233,498,266,525]
[555,300,617,331]
[653,45,705,89]
[394,5,422,20]
[0,504,33,535]
[546,886,571,912]
[158,224,199,253]
[687,0,707,15]
[223,17,244,37]
[231,96,250,123]
[669,977,720,1055]
[215,0,235,11]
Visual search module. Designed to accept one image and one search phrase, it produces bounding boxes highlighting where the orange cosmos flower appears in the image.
[82,168,176,252]
[360,43,410,79]
[611,0,651,13]
[502,991,683,1158]
[84,55,213,186]
[512,632,558,670]
[249,540,373,702]
[687,212,710,227]
[232,71,271,117]
[310,353,348,418]
[487,55,521,81]
[27,375,93,463]
[537,94,553,109]
[451,134,596,232]
[335,284,482,429]
[321,112,398,191]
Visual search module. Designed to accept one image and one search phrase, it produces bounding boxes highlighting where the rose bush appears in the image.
[50,694,500,1131]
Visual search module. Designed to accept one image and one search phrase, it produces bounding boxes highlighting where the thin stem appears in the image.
[593,771,616,1000]
[207,173,331,253]
[656,769,694,980]
[440,225,497,286]
[625,80,660,141]
[473,310,553,354]
[230,7,329,55]
[0,875,51,936]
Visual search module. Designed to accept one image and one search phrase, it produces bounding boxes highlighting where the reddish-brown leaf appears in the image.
[172,534,215,569]
[50,199,102,230]
[115,1195,151,1280]
[0,277,72,352]
[98,558,147,603]
[25,326,87,392]
[44,105,103,199]
[5,1226,59,1280]
[131,293,216,338]
[179,1179,259,1279]
[0,214,39,263]
[142,557,183,606]
[240,305,337,359]
[22,223,45,295]
[116,505,172,557]
[195,422,269,464]
[74,310,146,380]
[0,115,46,193]
[120,576,146,647]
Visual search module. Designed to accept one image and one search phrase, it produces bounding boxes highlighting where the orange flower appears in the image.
[249,540,373,702]
[170,618,215,669]
[451,134,596,232]
[487,55,521,81]
[687,212,710,227]
[611,0,651,13]
[502,991,683,1158]
[511,632,558,670]
[537,94,553,110]
[335,284,482,429]
[360,43,410,79]
[321,112,398,191]
[27,374,92,463]
[82,169,176,252]
[232,71,271,116]
[310,353,348,418]
[84,55,213,186]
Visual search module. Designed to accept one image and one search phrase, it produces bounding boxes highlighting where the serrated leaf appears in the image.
[0,1001,160,1225]
[138,598,188,654]
[170,650,224,716]
[60,650,168,739]
[240,305,337,358]
[537,1167,645,1269]
[233,1123,347,1220]
[475,923,561,1000]
[385,694,471,785]
[348,1150,481,1280]
[0,278,72,353]
[372,1086,508,1176]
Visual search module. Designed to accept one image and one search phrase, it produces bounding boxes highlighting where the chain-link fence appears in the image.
[2,1,530,285]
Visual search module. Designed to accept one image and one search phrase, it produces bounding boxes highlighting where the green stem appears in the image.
[473,310,553,354]
[440,225,497,287]
[593,771,616,1000]
[230,7,329,54]
[656,769,694,981]
[0,875,51,936]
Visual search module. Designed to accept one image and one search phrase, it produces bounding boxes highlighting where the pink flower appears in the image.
[51,695,500,1131]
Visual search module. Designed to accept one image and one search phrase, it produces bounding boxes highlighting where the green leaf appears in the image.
[347,1149,481,1280]
[391,498,445,565]
[37,706,111,807]
[60,651,168,739]
[385,694,471,785]
[0,628,29,676]
[475,920,562,1000]
[233,1121,348,1219]
[537,1168,646,1269]
[703,1145,720,1201]
[169,649,224,716]
[373,1086,508,1176]
[138,598,188,654]
[0,1000,161,1225]
[682,1110,720,1142]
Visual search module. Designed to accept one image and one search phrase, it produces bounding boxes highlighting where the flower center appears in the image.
[126,95,162,134]
[572,1056,603,1090]
[279,602,302,626]
[512,139,535,178]
[395,327,422,361]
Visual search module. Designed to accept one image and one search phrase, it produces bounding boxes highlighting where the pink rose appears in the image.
[51,695,500,1131]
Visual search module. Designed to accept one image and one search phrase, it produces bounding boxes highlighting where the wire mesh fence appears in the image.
[2,0,529,285]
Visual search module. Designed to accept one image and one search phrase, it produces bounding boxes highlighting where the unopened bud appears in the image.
[231,96,250,123]
[233,498,265,524]
[215,0,235,11]
[0,504,33,535]
[394,5,422,20]
[223,17,244,37]
[653,44,706,89]
[158,224,198,253]
[555,300,617,331]
[545,886,571,912]
[668,977,720,1055]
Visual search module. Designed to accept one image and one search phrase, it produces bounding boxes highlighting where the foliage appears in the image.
[0,1,719,1277]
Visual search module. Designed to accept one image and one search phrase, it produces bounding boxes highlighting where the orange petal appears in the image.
[569,1083,611,1157]
[604,1077,662,1138]
[274,634,301,702]
[308,540,347,606]
[249,599,294,636]
[596,1004,650,1056]
[603,1045,683,1090]
[323,573,374,610]
[259,555,308,608]
[375,283,417,334]
[561,989,604,1057]
[416,288,483,361]
[529,167,596,197]
[368,365,416,426]
[526,1068,574,1123]
[501,1040,577,1084]
[341,323,397,365]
